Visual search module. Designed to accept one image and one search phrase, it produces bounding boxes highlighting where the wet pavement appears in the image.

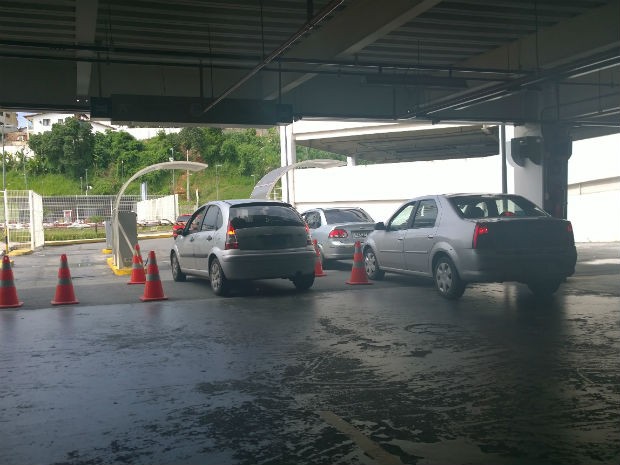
[1,240,619,465]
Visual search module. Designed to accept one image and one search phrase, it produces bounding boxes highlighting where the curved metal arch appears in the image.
[113,161,208,267]
[250,159,346,200]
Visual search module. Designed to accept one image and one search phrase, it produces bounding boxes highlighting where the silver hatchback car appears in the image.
[170,199,317,296]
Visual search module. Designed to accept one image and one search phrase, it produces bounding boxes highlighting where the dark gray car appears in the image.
[301,207,375,267]
[363,193,577,299]
[171,199,316,296]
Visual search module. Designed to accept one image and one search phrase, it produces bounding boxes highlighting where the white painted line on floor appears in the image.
[319,410,404,465]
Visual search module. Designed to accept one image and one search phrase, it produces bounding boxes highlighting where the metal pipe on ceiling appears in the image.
[201,0,344,115]
[0,51,519,84]
[413,48,620,117]
[0,39,528,77]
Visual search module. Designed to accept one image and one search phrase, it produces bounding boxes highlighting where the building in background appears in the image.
[24,112,181,139]
[0,111,182,157]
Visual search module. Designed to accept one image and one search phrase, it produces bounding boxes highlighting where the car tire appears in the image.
[209,258,229,296]
[364,247,385,280]
[293,273,315,291]
[527,279,562,297]
[433,255,465,300]
[171,252,186,282]
[319,249,331,270]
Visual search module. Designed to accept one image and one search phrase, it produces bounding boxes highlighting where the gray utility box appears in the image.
[106,211,138,269]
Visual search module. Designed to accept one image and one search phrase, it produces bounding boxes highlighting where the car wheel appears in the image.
[318,249,331,270]
[364,247,384,280]
[433,256,465,300]
[209,258,229,296]
[170,252,186,282]
[293,273,315,291]
[527,279,562,297]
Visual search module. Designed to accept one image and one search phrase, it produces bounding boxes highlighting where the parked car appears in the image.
[301,207,375,267]
[170,199,316,296]
[137,219,162,227]
[172,214,192,236]
[67,221,91,229]
[362,193,577,299]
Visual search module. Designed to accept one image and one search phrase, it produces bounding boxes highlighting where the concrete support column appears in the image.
[509,124,544,207]
[508,123,572,218]
[279,124,296,204]
[347,155,357,167]
[541,123,572,219]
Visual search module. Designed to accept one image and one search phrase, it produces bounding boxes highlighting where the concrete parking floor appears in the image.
[0,240,618,465]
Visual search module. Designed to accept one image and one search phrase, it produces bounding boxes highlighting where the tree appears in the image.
[28,117,94,178]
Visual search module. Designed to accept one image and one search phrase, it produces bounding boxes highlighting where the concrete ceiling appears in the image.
[294,122,501,162]
[1,0,619,160]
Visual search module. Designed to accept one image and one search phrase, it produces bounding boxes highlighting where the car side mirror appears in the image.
[374,222,386,230]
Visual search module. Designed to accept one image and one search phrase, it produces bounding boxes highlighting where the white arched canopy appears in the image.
[250,159,346,200]
[113,161,208,267]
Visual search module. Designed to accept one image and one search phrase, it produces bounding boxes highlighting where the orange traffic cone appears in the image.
[51,254,79,305]
[313,239,327,277]
[128,244,146,284]
[346,241,373,285]
[0,255,23,308]
[140,251,168,301]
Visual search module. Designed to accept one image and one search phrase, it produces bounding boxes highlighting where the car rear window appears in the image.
[324,209,373,223]
[450,195,548,219]
[230,205,304,228]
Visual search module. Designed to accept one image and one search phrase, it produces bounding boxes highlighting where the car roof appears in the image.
[305,206,366,212]
[401,193,519,200]
[218,199,292,207]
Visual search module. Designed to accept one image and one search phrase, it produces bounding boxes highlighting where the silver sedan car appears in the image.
[363,193,577,299]
[171,199,317,296]
[301,207,375,267]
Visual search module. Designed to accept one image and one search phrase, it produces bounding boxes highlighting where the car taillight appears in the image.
[566,221,575,244]
[225,221,239,250]
[305,223,313,245]
[328,228,348,239]
[472,222,489,249]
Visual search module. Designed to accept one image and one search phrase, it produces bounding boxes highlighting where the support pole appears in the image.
[500,124,507,194]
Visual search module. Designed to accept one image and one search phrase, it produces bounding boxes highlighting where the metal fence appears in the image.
[1,192,174,252]
[1,190,44,251]
[41,194,166,224]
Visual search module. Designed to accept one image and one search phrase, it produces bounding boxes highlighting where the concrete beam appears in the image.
[75,0,99,99]
[459,0,620,72]
[266,0,442,99]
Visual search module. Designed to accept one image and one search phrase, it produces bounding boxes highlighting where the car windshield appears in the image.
[449,195,549,219]
[230,205,304,228]
[324,209,373,224]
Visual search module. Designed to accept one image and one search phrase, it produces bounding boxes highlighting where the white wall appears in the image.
[136,194,177,223]
[294,156,503,223]
[568,188,620,242]
[567,134,620,242]
[292,132,620,242]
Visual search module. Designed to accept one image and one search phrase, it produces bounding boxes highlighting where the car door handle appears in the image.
[397,238,404,241]
[427,235,434,239]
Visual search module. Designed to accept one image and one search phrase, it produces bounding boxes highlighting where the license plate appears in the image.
[352,231,368,238]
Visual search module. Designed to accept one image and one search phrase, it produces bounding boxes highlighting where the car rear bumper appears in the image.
[322,241,358,260]
[458,247,577,282]
[219,249,316,280]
